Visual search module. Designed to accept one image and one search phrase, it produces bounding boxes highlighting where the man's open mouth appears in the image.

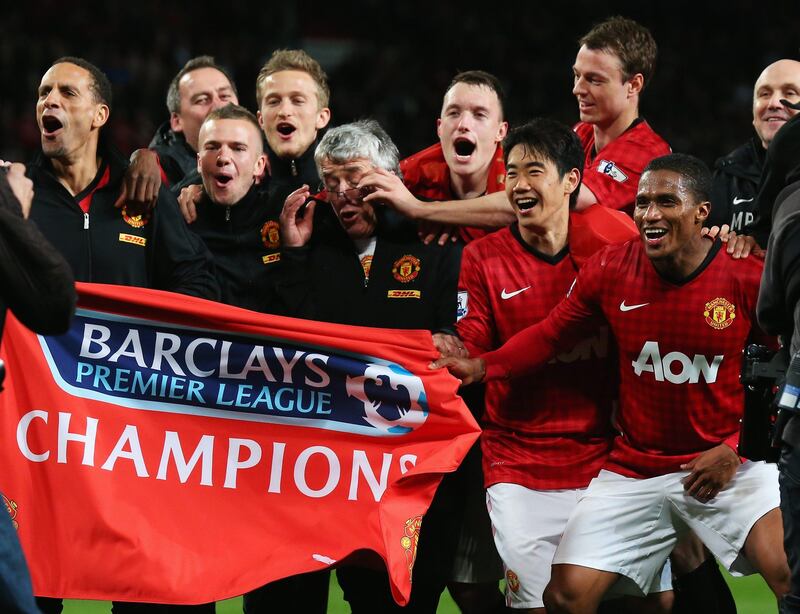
[644,227,668,243]
[277,122,296,136]
[454,138,476,158]
[214,173,234,187]
[41,116,63,135]
[340,211,360,223]
[516,198,538,211]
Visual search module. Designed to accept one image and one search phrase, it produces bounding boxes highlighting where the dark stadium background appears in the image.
[2,1,799,168]
[5,1,799,612]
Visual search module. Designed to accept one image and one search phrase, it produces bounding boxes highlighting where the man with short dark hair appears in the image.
[29,57,218,298]
[190,103,281,311]
[436,153,790,613]
[400,70,511,243]
[708,59,800,232]
[28,58,218,614]
[154,55,239,186]
[457,118,638,613]
[571,16,670,214]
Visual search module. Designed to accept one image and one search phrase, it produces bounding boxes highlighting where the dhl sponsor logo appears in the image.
[262,253,281,265]
[387,290,421,299]
[119,233,147,247]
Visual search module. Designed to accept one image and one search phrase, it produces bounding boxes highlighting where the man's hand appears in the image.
[429,356,485,386]
[680,443,741,503]
[4,162,33,218]
[418,221,459,246]
[701,224,763,259]
[432,333,469,359]
[359,168,425,220]
[115,149,161,215]
[279,185,316,248]
[178,184,204,224]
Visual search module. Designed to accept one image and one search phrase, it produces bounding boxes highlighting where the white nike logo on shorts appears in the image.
[619,300,649,312]
[501,286,531,300]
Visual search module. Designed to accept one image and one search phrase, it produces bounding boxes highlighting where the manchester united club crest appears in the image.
[3,494,18,530]
[121,206,150,228]
[261,220,280,249]
[704,297,736,330]
[392,255,421,283]
[401,515,423,577]
[506,570,521,593]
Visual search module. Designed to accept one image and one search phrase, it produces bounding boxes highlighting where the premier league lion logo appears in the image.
[345,363,428,434]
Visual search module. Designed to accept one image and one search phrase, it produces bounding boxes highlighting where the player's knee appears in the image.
[542,582,581,614]
[447,581,505,614]
[768,563,792,598]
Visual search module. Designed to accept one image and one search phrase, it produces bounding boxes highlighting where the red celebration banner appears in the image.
[0,283,479,605]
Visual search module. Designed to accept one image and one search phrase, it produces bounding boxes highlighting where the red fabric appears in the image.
[457,224,616,489]
[568,204,638,269]
[77,165,111,213]
[0,283,478,605]
[574,121,671,216]
[400,142,506,243]
[483,240,770,478]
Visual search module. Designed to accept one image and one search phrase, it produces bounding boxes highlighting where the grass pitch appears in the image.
[62,566,776,613]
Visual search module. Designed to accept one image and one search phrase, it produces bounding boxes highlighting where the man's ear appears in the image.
[170,112,183,133]
[564,168,581,197]
[254,153,267,179]
[696,200,711,224]
[315,107,331,131]
[496,121,509,143]
[92,104,110,129]
[628,73,644,98]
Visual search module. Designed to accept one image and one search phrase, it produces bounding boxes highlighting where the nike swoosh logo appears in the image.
[501,286,531,300]
[732,197,754,205]
[619,300,649,312]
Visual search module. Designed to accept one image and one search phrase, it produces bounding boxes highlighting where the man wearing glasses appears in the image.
[277,119,464,612]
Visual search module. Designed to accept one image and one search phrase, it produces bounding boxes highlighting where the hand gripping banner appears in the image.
[0,283,479,605]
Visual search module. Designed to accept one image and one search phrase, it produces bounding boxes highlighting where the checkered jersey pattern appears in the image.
[458,226,615,489]
[484,239,770,478]
[574,121,671,216]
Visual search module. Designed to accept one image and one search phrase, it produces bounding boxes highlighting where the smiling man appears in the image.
[138,56,240,187]
[571,16,670,214]
[456,118,638,613]
[708,59,800,231]
[435,153,790,613]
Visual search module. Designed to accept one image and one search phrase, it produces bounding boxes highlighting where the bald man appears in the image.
[709,59,800,231]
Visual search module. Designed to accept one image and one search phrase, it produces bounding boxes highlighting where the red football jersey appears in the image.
[574,120,671,216]
[457,224,616,490]
[400,142,506,243]
[484,239,770,478]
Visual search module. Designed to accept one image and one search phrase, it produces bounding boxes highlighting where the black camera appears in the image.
[738,344,788,462]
